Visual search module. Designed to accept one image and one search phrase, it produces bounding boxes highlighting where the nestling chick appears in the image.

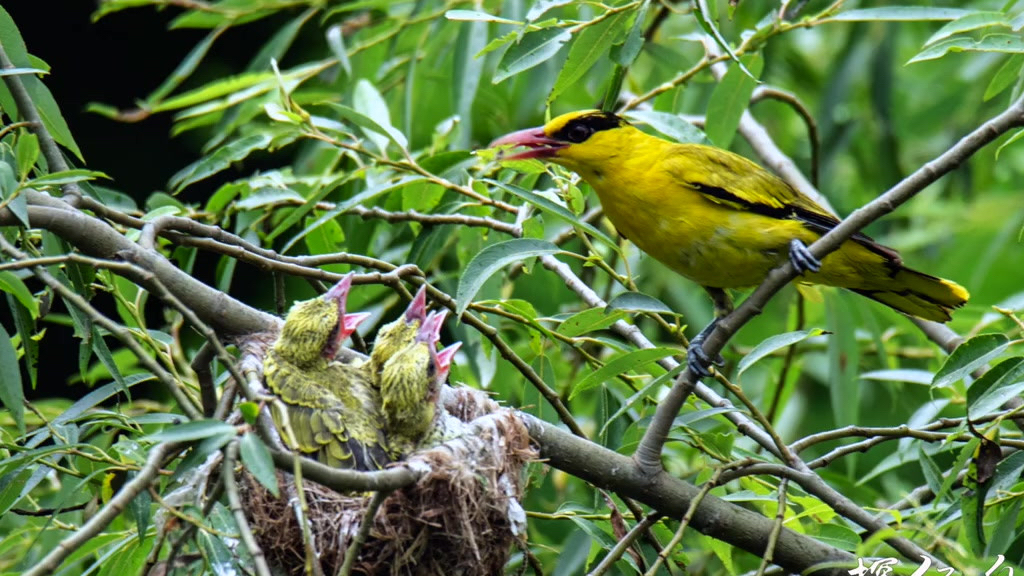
[264,274,388,470]
[379,310,460,458]
[369,285,428,382]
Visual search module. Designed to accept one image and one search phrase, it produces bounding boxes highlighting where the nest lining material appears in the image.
[243,386,536,576]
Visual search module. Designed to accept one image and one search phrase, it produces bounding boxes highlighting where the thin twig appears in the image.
[223,440,273,576]
[756,479,789,576]
[587,512,664,576]
[24,443,174,576]
[338,489,391,576]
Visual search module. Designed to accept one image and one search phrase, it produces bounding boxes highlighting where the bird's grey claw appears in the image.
[687,343,714,378]
[788,239,821,274]
[686,325,724,379]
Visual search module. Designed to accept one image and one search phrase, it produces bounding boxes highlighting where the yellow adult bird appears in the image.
[379,310,461,458]
[264,274,390,470]
[491,110,969,376]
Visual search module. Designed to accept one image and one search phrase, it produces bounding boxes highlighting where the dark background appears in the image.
[5,4,282,398]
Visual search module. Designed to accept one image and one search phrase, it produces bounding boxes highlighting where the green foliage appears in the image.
[2,0,1024,575]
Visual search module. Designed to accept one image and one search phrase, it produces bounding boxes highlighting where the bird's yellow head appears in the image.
[369,284,429,374]
[275,274,370,367]
[490,110,637,177]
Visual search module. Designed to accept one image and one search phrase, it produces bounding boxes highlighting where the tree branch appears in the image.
[524,414,855,576]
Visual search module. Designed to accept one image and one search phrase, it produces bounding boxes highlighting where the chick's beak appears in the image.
[341,312,371,340]
[489,127,566,160]
[435,342,462,373]
[417,310,448,345]
[325,274,354,307]
[404,285,428,324]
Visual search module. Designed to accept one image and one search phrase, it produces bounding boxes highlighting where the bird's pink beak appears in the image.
[341,312,370,340]
[435,341,461,374]
[325,274,354,306]
[323,274,366,356]
[416,309,448,344]
[489,126,566,160]
[404,285,428,324]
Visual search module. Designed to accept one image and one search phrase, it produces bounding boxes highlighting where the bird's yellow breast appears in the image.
[554,129,813,288]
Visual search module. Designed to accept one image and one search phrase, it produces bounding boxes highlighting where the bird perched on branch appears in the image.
[491,110,969,376]
[369,285,428,382]
[264,275,390,470]
[379,310,462,458]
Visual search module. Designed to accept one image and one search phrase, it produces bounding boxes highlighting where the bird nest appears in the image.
[242,386,536,575]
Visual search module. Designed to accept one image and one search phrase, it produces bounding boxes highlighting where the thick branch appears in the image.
[7,198,276,336]
[524,415,855,575]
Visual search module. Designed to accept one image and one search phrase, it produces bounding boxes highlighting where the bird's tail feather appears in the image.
[851,267,969,323]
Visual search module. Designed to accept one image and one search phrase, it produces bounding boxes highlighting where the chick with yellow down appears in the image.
[264,274,390,470]
[379,310,462,458]
[492,110,969,376]
[368,284,428,382]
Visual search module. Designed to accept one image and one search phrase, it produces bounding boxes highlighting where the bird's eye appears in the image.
[565,123,592,143]
[426,361,436,379]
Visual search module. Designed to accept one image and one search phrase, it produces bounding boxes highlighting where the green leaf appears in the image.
[612,0,650,67]
[453,18,488,149]
[736,328,825,377]
[996,127,1024,158]
[445,9,521,25]
[486,179,617,248]
[240,433,279,497]
[0,271,38,319]
[0,323,24,435]
[987,498,1021,556]
[90,326,128,396]
[624,110,708,144]
[824,7,970,22]
[353,79,405,155]
[328,101,408,153]
[813,524,860,551]
[126,470,152,538]
[526,0,574,22]
[0,10,83,160]
[961,479,986,555]
[602,363,685,434]
[672,406,740,428]
[238,402,260,425]
[984,54,1024,101]
[147,27,224,104]
[918,444,944,495]
[933,333,1010,388]
[146,419,237,443]
[326,25,352,77]
[549,11,628,103]
[910,34,1024,64]
[14,132,38,179]
[967,357,1024,419]
[151,71,275,113]
[455,239,563,318]
[557,307,628,338]
[604,292,675,315]
[706,54,763,148]
[493,27,572,84]
[169,133,274,191]
[925,12,1009,46]
[26,169,109,188]
[6,294,37,389]
[571,347,676,399]
[860,369,934,385]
